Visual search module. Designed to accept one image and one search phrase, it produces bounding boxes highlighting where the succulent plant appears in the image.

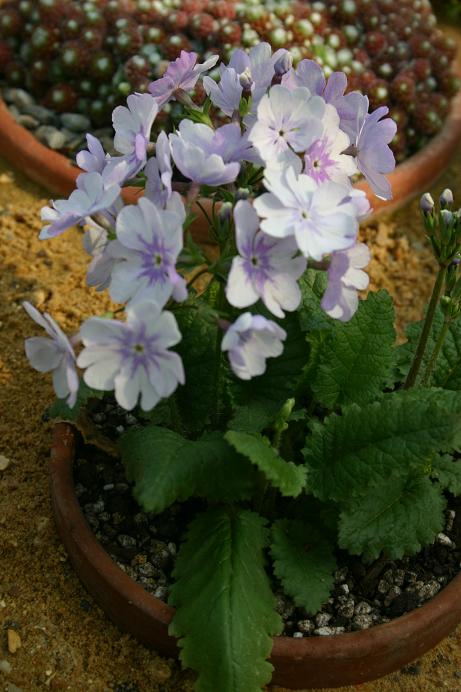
[0,0,458,160]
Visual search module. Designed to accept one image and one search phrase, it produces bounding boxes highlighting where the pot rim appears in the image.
[50,422,461,689]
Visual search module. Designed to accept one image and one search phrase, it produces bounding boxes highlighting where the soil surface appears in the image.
[1,147,461,691]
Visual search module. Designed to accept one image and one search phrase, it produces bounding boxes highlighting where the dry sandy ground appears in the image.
[1,148,461,691]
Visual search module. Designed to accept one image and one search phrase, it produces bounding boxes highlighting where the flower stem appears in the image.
[212,281,226,427]
[421,315,451,386]
[404,266,447,389]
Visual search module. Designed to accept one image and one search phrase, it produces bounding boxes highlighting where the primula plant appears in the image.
[24,46,461,692]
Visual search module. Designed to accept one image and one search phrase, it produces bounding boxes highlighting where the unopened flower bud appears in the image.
[440,188,454,209]
[219,201,233,224]
[274,50,293,76]
[235,187,250,201]
[441,209,454,226]
[239,68,254,97]
[420,192,434,214]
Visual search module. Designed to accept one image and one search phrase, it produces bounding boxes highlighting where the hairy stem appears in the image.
[422,315,451,386]
[404,266,447,389]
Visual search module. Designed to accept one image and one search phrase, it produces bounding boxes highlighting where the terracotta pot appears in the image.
[50,422,461,690]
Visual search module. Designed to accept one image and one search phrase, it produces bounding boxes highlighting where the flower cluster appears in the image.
[24,46,396,412]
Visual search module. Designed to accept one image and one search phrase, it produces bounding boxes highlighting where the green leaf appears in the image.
[46,379,104,422]
[169,508,282,692]
[271,519,336,614]
[174,302,220,432]
[431,454,461,495]
[119,427,254,513]
[312,291,396,408]
[230,315,307,432]
[225,431,307,497]
[303,388,461,503]
[396,308,461,390]
[339,474,446,561]
[298,269,334,333]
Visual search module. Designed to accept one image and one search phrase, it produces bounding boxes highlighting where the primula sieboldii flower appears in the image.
[170,120,248,186]
[344,96,397,201]
[222,313,286,380]
[226,200,306,318]
[203,65,243,117]
[282,59,326,95]
[111,93,158,181]
[23,301,79,407]
[83,220,122,292]
[248,85,325,166]
[40,172,121,240]
[254,166,358,261]
[144,132,172,207]
[77,301,185,411]
[149,50,219,107]
[76,134,106,174]
[321,242,371,322]
[109,197,187,307]
[303,104,358,186]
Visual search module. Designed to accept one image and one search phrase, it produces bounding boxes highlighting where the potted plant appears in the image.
[24,45,461,691]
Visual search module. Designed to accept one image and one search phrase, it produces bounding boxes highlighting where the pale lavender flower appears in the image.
[83,220,122,292]
[254,166,358,260]
[110,197,187,307]
[226,200,306,318]
[149,50,219,107]
[248,85,325,165]
[321,242,371,321]
[221,312,286,380]
[111,93,158,181]
[344,97,396,200]
[77,301,185,411]
[76,134,106,174]
[303,105,357,186]
[144,132,172,207]
[282,59,326,95]
[23,301,79,406]
[170,120,247,186]
[202,65,242,117]
[40,172,121,240]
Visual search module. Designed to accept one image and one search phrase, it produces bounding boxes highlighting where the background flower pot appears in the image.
[50,422,461,690]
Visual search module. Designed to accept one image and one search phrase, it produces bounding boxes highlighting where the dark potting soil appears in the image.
[72,400,461,639]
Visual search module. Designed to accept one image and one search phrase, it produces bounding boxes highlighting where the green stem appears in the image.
[404,266,447,389]
[212,281,226,427]
[422,316,451,386]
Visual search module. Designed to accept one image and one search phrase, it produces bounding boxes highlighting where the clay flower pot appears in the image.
[50,422,461,690]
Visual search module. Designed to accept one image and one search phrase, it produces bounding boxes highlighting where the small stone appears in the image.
[315,612,332,627]
[167,542,176,556]
[0,455,11,471]
[35,126,66,150]
[377,578,391,594]
[0,659,12,673]
[16,114,39,130]
[314,626,344,636]
[338,597,355,619]
[118,535,137,549]
[354,601,372,616]
[417,580,441,600]
[125,414,138,426]
[116,425,125,434]
[60,113,91,132]
[22,104,56,125]
[7,629,21,654]
[334,567,348,582]
[384,586,402,607]
[292,631,303,638]
[352,614,373,630]
[4,87,34,109]
[393,569,406,587]
[297,619,314,634]
[154,586,168,600]
[402,661,421,676]
[338,583,349,595]
[446,510,456,533]
[437,532,454,548]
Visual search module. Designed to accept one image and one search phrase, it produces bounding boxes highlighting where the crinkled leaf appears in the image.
[225,431,307,497]
[169,508,282,692]
[431,453,461,495]
[396,308,461,390]
[46,379,104,422]
[119,426,254,513]
[312,291,395,408]
[303,388,461,503]
[230,315,307,432]
[298,269,334,333]
[271,519,336,614]
[339,474,446,561]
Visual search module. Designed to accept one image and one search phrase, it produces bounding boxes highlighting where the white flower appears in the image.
[144,131,173,207]
[23,302,79,406]
[321,242,371,321]
[40,172,121,240]
[111,93,158,181]
[77,301,185,411]
[110,197,187,307]
[253,166,359,260]
[226,200,306,318]
[222,312,287,380]
[248,85,325,165]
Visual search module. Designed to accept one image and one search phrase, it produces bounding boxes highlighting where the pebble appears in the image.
[0,455,11,471]
[154,586,168,600]
[314,626,345,636]
[437,532,454,548]
[337,597,355,619]
[384,585,401,607]
[297,619,315,634]
[3,87,34,109]
[352,614,373,629]
[16,114,39,130]
[446,510,456,533]
[7,629,21,654]
[60,113,91,132]
[0,659,12,673]
[118,534,137,549]
[22,104,56,125]
[354,601,372,616]
[416,580,441,600]
[35,126,67,150]
[292,631,303,638]
[315,612,331,627]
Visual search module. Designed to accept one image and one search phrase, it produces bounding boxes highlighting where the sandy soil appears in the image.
[1,147,461,691]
